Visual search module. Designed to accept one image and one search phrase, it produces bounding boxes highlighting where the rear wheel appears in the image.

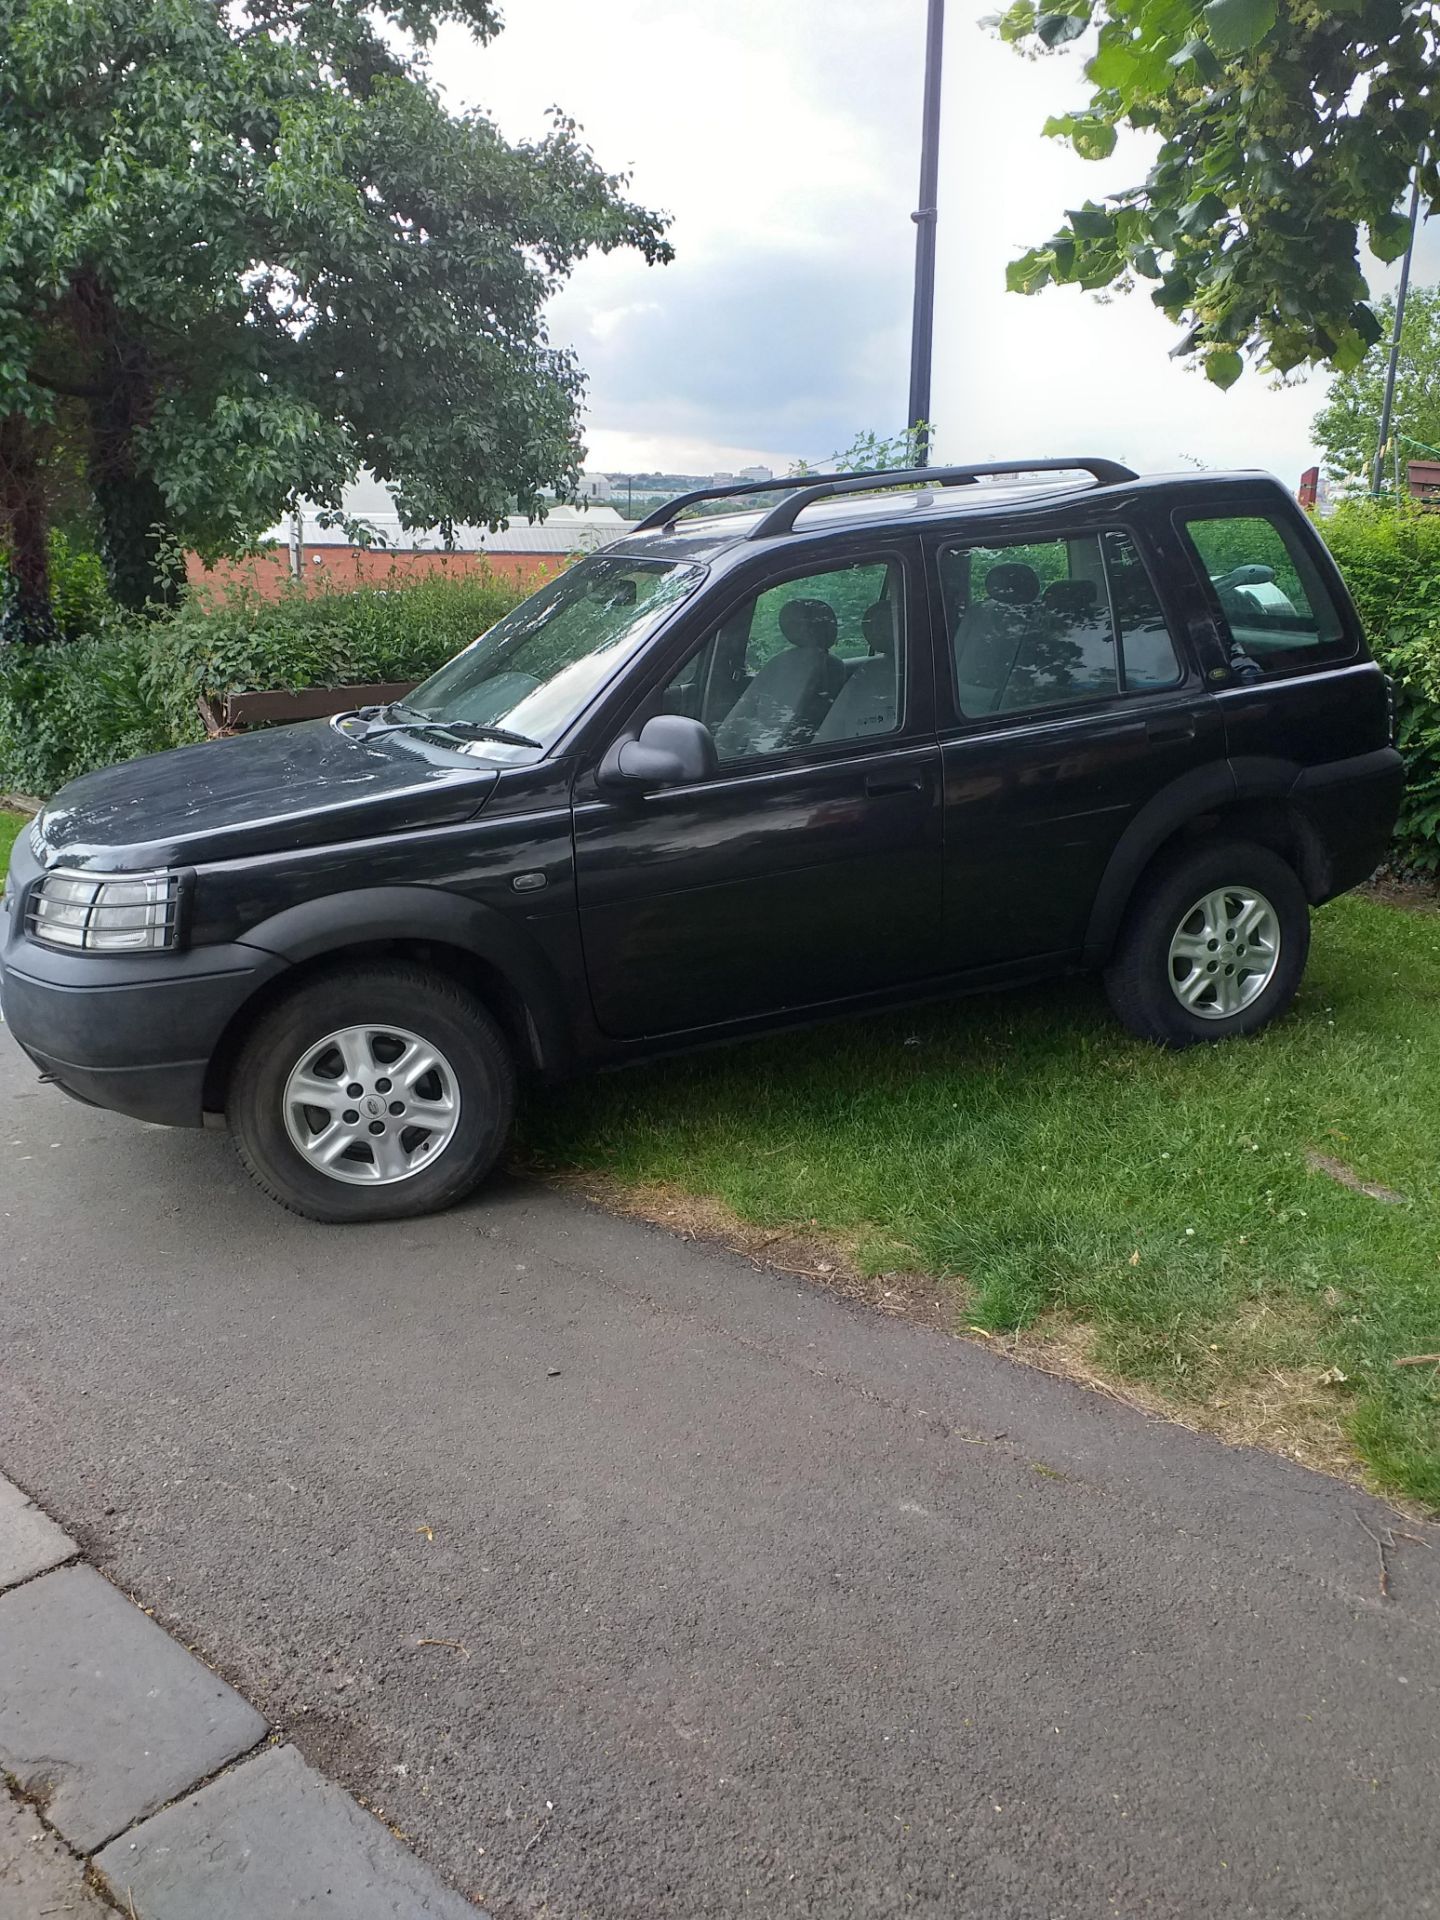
[1103,839,1310,1048]
[228,963,515,1222]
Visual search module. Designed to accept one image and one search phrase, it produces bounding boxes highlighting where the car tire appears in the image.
[1103,838,1310,1048]
[228,962,515,1223]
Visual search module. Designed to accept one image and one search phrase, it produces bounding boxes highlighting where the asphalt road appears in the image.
[1,1029,1437,1919]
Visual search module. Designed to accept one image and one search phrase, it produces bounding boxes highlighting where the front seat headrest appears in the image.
[986,563,1041,606]
[861,601,897,655]
[778,598,839,650]
[1042,579,1098,616]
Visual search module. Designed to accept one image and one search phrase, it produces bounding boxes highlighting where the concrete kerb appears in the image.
[0,1470,80,1591]
[0,1470,488,1917]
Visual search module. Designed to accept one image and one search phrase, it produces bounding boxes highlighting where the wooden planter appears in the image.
[198,682,420,737]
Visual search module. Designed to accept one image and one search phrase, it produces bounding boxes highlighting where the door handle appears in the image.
[865,769,927,797]
[1146,719,1196,745]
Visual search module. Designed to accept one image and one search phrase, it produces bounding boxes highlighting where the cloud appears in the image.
[554,242,908,463]
[436,0,1433,485]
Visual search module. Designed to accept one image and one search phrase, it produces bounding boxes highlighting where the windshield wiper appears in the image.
[333,707,541,751]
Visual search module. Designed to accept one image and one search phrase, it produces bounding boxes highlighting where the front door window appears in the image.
[658,557,906,762]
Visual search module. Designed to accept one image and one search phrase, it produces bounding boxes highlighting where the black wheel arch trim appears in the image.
[232,886,575,1074]
[1082,756,1337,966]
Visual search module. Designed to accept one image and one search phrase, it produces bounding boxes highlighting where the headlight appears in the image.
[27,869,182,953]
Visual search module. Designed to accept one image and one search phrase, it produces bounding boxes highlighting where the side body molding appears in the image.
[235,885,577,1074]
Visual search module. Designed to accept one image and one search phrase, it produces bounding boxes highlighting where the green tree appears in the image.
[995,0,1436,390]
[1312,285,1440,483]
[0,0,671,641]
[790,424,935,478]
[826,425,935,472]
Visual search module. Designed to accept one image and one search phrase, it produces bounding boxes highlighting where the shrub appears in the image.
[47,532,117,642]
[1316,500,1440,874]
[0,628,170,796]
[144,572,525,745]
[0,530,117,648]
[0,571,525,796]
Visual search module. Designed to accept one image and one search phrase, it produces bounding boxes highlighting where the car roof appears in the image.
[610,468,1292,567]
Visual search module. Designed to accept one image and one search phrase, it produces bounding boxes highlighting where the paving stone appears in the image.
[0,1564,267,1853]
[0,1472,76,1592]
[94,1744,484,1919]
[0,1783,109,1919]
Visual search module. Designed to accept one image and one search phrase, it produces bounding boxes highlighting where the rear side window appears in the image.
[940,529,1181,719]
[1181,512,1353,675]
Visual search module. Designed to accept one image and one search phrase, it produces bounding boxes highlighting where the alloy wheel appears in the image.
[1167,885,1281,1020]
[282,1024,462,1185]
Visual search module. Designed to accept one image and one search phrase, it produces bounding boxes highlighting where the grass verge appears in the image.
[0,809,24,869]
[521,894,1440,1511]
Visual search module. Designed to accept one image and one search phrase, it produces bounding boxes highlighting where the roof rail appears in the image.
[745,458,1138,541]
[631,468,900,534]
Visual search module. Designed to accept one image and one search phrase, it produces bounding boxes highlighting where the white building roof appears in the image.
[264,473,627,555]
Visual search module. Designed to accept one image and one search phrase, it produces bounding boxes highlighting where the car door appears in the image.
[927,505,1224,970]
[571,536,943,1039]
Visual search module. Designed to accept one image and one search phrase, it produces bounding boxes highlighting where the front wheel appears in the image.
[1103,839,1311,1048]
[228,963,515,1222]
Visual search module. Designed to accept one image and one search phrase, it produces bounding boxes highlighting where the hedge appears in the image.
[0,571,525,796]
[1316,501,1440,874]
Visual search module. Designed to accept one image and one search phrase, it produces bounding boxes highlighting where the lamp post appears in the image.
[907,0,945,467]
[1371,146,1427,496]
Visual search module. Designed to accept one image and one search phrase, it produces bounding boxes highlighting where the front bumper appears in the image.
[2,846,286,1126]
[0,943,287,1126]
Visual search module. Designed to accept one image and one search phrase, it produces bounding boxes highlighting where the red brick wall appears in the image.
[185,546,563,604]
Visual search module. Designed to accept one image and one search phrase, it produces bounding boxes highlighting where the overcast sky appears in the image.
[434,0,1439,485]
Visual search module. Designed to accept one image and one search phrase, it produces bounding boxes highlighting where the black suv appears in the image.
[1,460,1403,1222]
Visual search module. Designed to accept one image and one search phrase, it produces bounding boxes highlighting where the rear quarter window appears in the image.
[1180,511,1355,676]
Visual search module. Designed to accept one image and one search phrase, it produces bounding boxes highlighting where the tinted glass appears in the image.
[407,555,703,753]
[1183,513,1351,674]
[942,530,1179,718]
[1104,530,1182,690]
[658,558,904,762]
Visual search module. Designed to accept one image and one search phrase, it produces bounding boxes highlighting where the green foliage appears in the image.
[43,532,114,642]
[995,0,1437,383]
[792,425,937,478]
[0,629,172,795]
[147,572,523,743]
[827,425,936,473]
[1312,286,1440,483]
[1319,500,1440,874]
[1,529,114,645]
[0,809,22,866]
[0,572,525,794]
[0,0,672,613]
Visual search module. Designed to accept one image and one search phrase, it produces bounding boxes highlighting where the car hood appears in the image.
[33,720,500,871]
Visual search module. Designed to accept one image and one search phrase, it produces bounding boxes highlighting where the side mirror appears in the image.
[598,713,718,791]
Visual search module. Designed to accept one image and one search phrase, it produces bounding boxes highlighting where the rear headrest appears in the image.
[985,563,1040,607]
[779,598,839,650]
[861,601,897,655]
[1042,579,1098,616]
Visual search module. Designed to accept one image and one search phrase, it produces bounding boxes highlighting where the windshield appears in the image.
[404,555,704,756]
